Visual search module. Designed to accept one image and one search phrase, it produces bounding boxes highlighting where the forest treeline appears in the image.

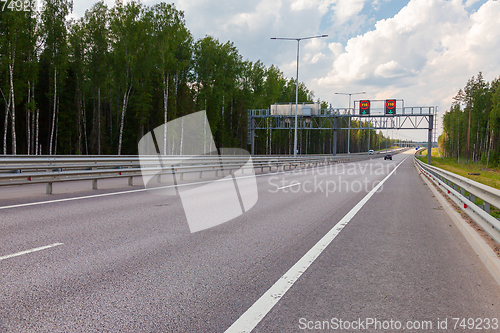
[1,0,390,155]
[440,72,500,166]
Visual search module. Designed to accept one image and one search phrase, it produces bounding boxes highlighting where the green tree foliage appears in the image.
[1,5,38,155]
[39,0,73,155]
[441,72,500,167]
[0,1,390,155]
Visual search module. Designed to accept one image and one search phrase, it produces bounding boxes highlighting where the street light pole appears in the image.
[271,35,328,157]
[335,91,365,154]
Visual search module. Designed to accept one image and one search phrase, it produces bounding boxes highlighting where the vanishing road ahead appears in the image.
[1,150,500,332]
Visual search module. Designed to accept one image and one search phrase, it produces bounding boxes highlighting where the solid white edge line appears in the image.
[0,174,261,211]
[277,182,301,190]
[0,242,64,262]
[224,157,407,333]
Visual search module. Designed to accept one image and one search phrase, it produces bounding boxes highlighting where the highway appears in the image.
[1,150,500,332]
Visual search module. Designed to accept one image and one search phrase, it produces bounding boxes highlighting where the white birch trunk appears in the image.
[163,71,169,155]
[117,85,132,155]
[3,103,9,155]
[49,67,57,155]
[9,60,16,155]
[2,87,10,155]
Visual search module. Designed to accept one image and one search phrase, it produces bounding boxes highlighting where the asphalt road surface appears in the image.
[1,150,500,332]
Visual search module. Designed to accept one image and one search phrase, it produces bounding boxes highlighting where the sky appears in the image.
[70,0,500,142]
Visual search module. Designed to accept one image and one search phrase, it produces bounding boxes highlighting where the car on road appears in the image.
[384,153,392,160]
[368,150,374,155]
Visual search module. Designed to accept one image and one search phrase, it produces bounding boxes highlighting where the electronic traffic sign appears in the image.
[359,100,370,116]
[385,99,396,115]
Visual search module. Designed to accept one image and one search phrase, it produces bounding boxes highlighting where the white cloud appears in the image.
[223,0,283,33]
[318,0,480,90]
[374,60,407,78]
[332,0,366,24]
[328,42,344,57]
[291,0,335,14]
[311,53,327,64]
[464,0,480,7]
[312,0,500,139]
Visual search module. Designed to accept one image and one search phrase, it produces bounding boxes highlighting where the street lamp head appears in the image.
[270,35,328,41]
[335,91,366,96]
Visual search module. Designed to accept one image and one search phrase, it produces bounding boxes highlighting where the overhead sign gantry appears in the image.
[248,99,437,165]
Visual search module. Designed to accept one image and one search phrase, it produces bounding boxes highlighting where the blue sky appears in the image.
[70,0,500,141]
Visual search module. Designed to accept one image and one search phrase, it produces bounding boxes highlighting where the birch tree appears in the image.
[147,3,191,154]
[110,0,145,155]
[40,0,73,155]
[84,1,108,154]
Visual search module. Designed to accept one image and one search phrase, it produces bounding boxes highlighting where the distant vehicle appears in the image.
[384,153,392,160]
[369,150,374,155]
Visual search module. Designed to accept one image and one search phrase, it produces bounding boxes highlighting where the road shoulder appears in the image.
[416,160,500,286]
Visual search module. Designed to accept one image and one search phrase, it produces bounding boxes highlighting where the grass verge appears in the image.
[416,155,500,218]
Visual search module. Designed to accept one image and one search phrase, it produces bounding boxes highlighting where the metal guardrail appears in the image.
[0,150,405,195]
[414,156,500,245]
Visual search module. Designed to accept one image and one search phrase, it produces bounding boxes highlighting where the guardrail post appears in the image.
[92,179,98,190]
[128,177,133,186]
[483,202,491,214]
[427,114,433,165]
[199,171,203,178]
[46,182,52,195]
[332,115,337,156]
[157,175,162,183]
[469,194,475,204]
